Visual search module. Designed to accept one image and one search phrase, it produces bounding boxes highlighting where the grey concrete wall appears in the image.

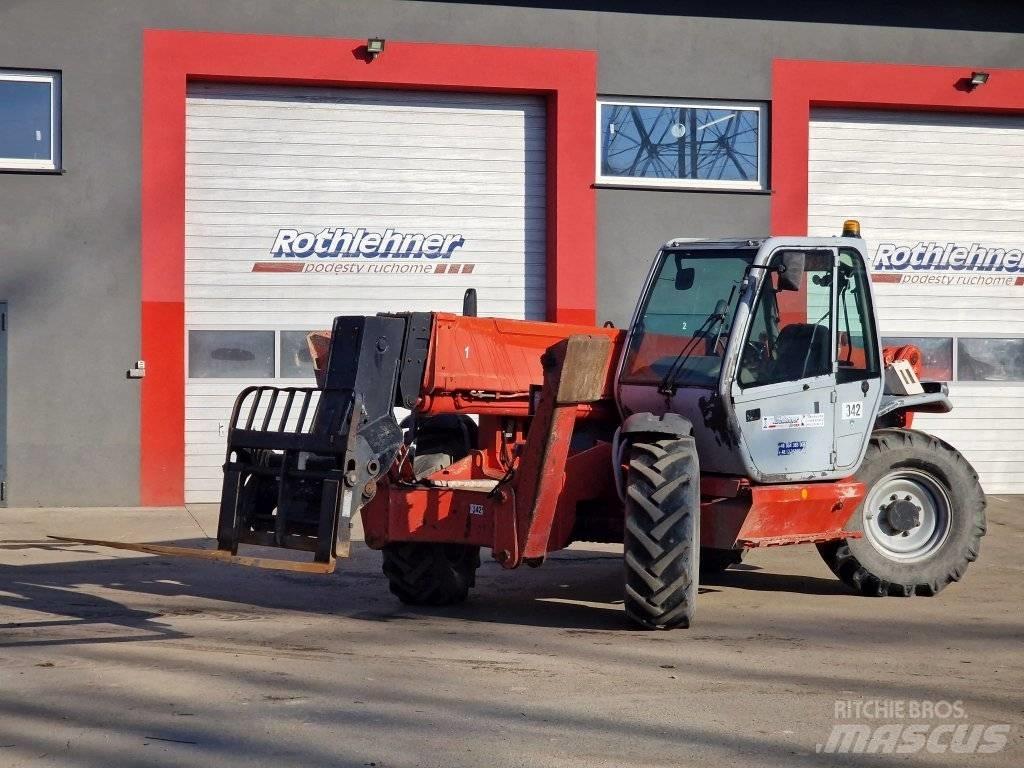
[0,1,1022,503]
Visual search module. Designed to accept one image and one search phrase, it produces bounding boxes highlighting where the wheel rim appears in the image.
[862,469,952,562]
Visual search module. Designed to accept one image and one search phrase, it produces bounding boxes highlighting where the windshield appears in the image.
[621,248,755,388]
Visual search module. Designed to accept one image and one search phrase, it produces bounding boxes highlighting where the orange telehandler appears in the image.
[64,222,987,629]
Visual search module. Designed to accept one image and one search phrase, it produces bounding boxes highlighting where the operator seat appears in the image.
[771,323,831,381]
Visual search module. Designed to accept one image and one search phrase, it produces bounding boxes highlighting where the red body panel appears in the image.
[700,480,865,548]
[418,313,622,418]
[357,313,865,561]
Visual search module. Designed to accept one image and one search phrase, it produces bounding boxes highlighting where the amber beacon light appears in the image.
[842,219,861,237]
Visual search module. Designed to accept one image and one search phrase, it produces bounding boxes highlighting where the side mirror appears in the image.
[673,254,695,290]
[777,252,805,291]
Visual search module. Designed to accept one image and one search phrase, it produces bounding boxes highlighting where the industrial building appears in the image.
[1,1,1022,506]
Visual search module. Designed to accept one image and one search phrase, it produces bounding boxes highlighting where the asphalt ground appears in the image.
[0,497,1021,767]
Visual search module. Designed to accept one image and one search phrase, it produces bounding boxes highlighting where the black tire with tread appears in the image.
[623,437,700,629]
[381,542,480,605]
[382,422,480,605]
[817,428,986,597]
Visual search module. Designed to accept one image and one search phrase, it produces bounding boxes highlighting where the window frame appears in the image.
[595,96,768,192]
[881,334,954,383]
[878,333,1024,385]
[954,335,1024,385]
[0,68,62,172]
[835,247,882,384]
[737,247,836,390]
[186,329,278,380]
[186,328,322,381]
[278,329,318,380]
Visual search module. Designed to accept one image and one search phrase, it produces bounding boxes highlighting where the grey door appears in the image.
[833,248,883,471]
[1,303,6,506]
[731,249,837,477]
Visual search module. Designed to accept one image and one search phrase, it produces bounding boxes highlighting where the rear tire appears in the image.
[382,422,481,605]
[381,543,480,605]
[817,428,985,597]
[623,437,700,629]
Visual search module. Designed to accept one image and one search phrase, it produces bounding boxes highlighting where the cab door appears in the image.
[731,248,837,478]
[832,247,883,470]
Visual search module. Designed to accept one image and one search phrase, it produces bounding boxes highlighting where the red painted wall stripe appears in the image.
[771,60,1024,237]
[141,30,598,505]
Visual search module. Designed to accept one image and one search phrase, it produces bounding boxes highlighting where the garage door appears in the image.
[184,84,546,503]
[808,108,1024,493]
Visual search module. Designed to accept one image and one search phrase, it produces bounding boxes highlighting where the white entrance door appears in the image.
[184,84,546,502]
[809,108,1024,493]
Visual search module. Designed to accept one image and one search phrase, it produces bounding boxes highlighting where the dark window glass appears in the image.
[188,330,274,378]
[599,103,761,185]
[881,337,953,381]
[279,331,316,379]
[739,250,833,388]
[957,338,1024,382]
[0,75,56,166]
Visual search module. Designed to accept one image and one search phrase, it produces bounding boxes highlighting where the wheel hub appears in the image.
[883,498,922,533]
[862,470,952,562]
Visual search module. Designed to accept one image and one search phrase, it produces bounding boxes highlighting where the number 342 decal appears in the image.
[842,401,863,420]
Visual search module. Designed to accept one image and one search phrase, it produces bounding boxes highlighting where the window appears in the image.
[881,337,953,381]
[835,249,881,383]
[620,248,754,388]
[188,330,275,378]
[597,98,766,190]
[957,338,1024,382]
[739,250,833,388]
[0,70,60,171]
[279,331,316,379]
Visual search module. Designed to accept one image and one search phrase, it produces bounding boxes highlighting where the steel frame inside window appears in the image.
[0,69,61,171]
[595,97,768,191]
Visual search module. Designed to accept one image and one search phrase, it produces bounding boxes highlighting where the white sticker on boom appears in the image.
[761,413,825,431]
[469,503,485,516]
[842,401,864,420]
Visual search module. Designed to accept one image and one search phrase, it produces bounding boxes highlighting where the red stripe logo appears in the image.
[252,262,304,273]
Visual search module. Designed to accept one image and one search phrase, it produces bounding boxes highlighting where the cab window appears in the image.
[738,250,833,388]
[621,249,754,388]
[836,248,881,382]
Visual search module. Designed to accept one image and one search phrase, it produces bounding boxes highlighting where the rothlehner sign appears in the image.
[870,242,1024,287]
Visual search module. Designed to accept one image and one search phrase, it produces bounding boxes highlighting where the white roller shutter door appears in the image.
[809,108,1024,493]
[184,84,546,502]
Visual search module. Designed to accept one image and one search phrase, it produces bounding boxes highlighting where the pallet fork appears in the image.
[53,314,416,572]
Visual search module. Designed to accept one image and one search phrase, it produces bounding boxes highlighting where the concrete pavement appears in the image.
[0,498,1021,767]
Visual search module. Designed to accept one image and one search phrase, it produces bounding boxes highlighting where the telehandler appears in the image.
[64,221,986,629]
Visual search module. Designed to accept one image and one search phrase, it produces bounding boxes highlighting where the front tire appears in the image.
[818,428,985,597]
[623,437,700,629]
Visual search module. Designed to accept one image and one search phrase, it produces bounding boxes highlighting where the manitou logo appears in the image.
[270,227,467,259]
[873,242,1024,273]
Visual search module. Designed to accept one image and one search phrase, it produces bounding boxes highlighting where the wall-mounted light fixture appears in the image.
[968,71,990,90]
[366,37,386,61]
